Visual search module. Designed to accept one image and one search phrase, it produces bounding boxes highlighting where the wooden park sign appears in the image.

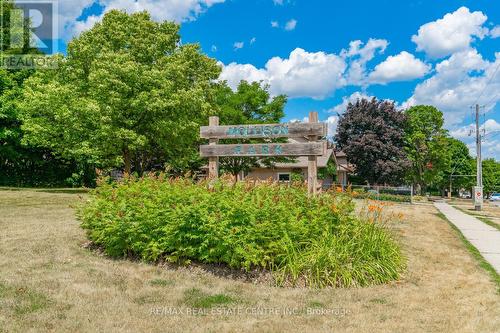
[200,123,326,139]
[200,112,327,195]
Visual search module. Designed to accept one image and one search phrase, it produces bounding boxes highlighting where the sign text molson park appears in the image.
[199,113,326,194]
[200,122,327,157]
[223,125,290,156]
[226,124,290,137]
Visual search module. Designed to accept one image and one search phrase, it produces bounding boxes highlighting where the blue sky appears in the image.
[54,0,499,158]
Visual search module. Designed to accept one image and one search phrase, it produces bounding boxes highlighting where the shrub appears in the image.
[351,191,411,203]
[79,176,404,287]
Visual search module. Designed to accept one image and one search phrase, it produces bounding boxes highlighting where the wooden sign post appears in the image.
[208,116,219,179]
[308,112,319,196]
[200,112,326,195]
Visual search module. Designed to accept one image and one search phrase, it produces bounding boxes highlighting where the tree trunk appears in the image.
[415,183,422,196]
[134,156,144,177]
[232,171,240,183]
[421,182,427,195]
[123,149,132,175]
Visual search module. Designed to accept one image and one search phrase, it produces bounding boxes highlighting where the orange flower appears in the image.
[331,204,339,213]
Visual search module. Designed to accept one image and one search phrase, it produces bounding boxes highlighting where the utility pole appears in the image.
[474,104,483,211]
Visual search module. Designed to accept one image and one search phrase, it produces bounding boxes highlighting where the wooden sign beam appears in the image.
[200,142,326,157]
[200,123,327,139]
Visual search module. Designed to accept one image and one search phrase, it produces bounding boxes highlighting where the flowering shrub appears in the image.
[79,175,404,287]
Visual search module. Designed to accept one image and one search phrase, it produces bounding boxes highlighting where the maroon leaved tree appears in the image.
[334,98,409,185]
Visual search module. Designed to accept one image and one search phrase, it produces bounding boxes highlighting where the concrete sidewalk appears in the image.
[434,202,500,274]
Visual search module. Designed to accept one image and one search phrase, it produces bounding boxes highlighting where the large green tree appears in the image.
[440,137,474,195]
[20,10,220,175]
[335,98,408,185]
[481,158,500,196]
[0,0,35,171]
[404,105,450,194]
[0,0,93,187]
[215,81,288,179]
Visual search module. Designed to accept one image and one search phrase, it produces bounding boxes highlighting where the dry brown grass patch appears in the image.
[0,190,499,332]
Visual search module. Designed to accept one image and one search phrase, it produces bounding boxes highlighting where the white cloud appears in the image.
[220,48,347,99]
[411,6,489,59]
[71,14,101,37]
[340,39,388,85]
[233,41,244,50]
[271,19,298,32]
[250,37,256,44]
[263,48,345,99]
[65,0,225,38]
[329,91,375,114]
[490,26,500,39]
[211,45,217,52]
[220,38,430,100]
[368,51,431,84]
[450,119,500,159]
[483,119,500,132]
[219,62,269,88]
[285,19,297,31]
[481,138,500,159]
[466,133,500,159]
[56,0,95,39]
[325,116,339,137]
[341,39,388,60]
[273,0,283,5]
[449,124,474,139]
[405,49,499,125]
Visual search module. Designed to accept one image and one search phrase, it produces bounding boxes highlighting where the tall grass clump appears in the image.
[79,175,404,287]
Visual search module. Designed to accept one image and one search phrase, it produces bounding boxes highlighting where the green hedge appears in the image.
[352,191,412,203]
[0,151,96,188]
[79,176,404,287]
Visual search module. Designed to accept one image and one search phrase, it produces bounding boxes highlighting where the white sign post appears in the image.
[474,186,483,211]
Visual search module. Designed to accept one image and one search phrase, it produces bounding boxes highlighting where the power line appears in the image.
[465,56,500,137]
[483,130,500,139]
[482,93,500,110]
[472,61,500,107]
